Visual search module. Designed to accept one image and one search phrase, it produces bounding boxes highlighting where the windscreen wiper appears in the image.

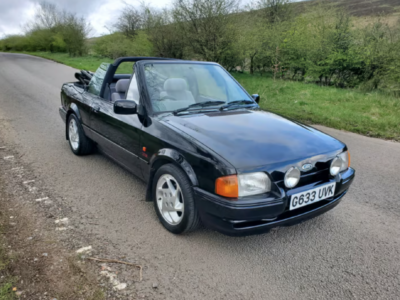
[219,100,256,111]
[173,101,226,115]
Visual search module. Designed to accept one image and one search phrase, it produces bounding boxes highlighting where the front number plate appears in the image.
[289,183,336,211]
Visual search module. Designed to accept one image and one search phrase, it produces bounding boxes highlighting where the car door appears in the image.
[87,71,144,180]
[79,63,110,126]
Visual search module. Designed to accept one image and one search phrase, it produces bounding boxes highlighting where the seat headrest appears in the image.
[164,78,187,92]
[115,79,130,93]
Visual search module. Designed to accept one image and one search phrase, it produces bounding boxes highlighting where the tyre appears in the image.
[67,114,94,156]
[153,164,201,234]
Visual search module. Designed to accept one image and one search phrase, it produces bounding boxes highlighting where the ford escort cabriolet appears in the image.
[59,57,355,236]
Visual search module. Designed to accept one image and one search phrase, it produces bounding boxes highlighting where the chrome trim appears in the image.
[229,217,278,224]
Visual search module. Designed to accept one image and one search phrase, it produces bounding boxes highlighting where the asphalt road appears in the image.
[0,53,399,300]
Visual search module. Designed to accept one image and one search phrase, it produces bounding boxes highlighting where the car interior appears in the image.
[108,72,200,112]
[104,74,131,101]
[79,59,230,113]
[110,79,130,102]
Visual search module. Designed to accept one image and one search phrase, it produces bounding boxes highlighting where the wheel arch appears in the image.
[65,103,82,140]
[145,149,198,202]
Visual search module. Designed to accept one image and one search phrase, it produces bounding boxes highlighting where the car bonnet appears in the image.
[160,109,345,170]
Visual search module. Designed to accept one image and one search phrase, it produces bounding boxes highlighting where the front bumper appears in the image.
[195,167,355,236]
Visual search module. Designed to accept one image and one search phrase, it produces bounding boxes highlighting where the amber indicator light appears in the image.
[348,151,351,168]
[215,175,239,198]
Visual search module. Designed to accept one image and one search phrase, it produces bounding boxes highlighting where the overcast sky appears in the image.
[0,0,177,38]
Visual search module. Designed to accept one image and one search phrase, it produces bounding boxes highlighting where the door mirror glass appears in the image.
[114,100,137,115]
[252,94,260,104]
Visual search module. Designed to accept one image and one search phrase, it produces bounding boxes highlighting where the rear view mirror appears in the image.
[114,100,137,115]
[252,94,260,104]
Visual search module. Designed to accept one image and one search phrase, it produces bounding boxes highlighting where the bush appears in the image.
[0,35,29,51]
[235,0,400,94]
[0,2,89,56]
[93,31,153,59]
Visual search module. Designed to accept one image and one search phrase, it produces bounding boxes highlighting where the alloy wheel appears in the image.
[156,174,184,225]
[68,118,80,151]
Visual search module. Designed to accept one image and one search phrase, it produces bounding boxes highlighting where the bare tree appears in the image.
[115,2,143,39]
[143,6,186,58]
[173,0,239,63]
[34,2,61,29]
[24,1,61,32]
[61,13,92,56]
[253,0,292,23]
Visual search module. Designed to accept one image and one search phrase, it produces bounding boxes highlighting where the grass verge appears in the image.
[11,52,400,141]
[233,73,400,141]
[0,204,17,300]
[0,244,16,300]
[0,164,105,300]
[19,51,133,74]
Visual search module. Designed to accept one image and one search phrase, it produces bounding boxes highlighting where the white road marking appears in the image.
[35,197,49,202]
[113,283,127,291]
[3,156,14,160]
[55,227,68,231]
[55,218,69,225]
[100,270,127,291]
[23,180,35,184]
[76,246,92,254]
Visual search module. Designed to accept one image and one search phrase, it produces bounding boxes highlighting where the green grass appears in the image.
[0,282,16,300]
[233,73,400,141]
[0,229,16,300]
[20,52,134,74]
[16,52,400,141]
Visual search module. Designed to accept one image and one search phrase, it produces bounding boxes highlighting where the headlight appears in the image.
[338,151,350,172]
[330,157,342,176]
[330,151,350,176]
[284,167,300,188]
[238,172,271,197]
[215,172,271,198]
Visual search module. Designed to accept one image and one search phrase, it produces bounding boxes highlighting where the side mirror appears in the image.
[114,100,137,115]
[252,94,260,104]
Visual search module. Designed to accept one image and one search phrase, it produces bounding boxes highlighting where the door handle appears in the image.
[92,106,100,113]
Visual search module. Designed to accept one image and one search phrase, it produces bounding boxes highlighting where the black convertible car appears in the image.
[59,57,355,236]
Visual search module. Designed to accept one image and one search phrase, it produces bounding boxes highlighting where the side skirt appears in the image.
[82,125,149,182]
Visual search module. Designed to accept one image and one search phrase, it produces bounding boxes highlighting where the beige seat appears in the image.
[160,78,195,102]
[153,78,196,112]
[111,79,130,102]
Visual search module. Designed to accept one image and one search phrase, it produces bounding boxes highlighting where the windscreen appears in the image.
[143,63,253,113]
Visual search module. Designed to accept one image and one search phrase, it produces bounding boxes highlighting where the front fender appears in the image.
[68,103,82,122]
[145,148,199,201]
[150,149,199,186]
